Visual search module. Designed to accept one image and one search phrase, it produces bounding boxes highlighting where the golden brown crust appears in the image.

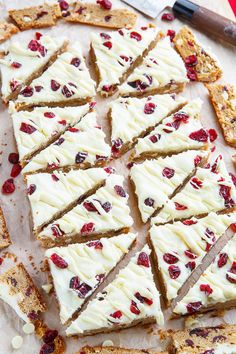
[8,4,61,31]
[75,346,166,354]
[0,21,19,43]
[206,83,236,147]
[0,207,12,249]
[65,2,137,29]
[174,26,222,83]
[232,155,236,169]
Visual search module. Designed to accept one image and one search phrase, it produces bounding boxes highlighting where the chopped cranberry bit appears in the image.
[110,310,122,319]
[161,13,175,21]
[10,164,22,178]
[114,185,126,197]
[83,201,98,213]
[229,173,236,187]
[76,6,86,14]
[137,252,150,268]
[28,311,39,321]
[102,201,112,212]
[2,179,15,194]
[130,300,140,315]
[149,134,161,143]
[144,198,155,207]
[81,222,95,235]
[44,112,55,119]
[111,138,123,156]
[87,240,103,249]
[10,79,20,92]
[185,249,197,259]
[58,119,66,125]
[96,273,105,283]
[69,276,80,290]
[11,61,22,69]
[71,57,81,67]
[51,174,59,182]
[36,11,48,20]
[68,127,79,132]
[219,184,234,208]
[50,253,68,268]
[103,41,112,49]
[168,265,180,279]
[27,184,36,195]
[204,228,216,251]
[186,66,197,81]
[186,301,202,314]
[208,128,218,142]
[182,219,197,226]
[104,166,115,174]
[135,292,153,306]
[35,32,42,40]
[163,253,179,264]
[231,223,236,232]
[20,122,36,134]
[194,155,202,167]
[217,252,228,268]
[40,342,55,354]
[58,0,69,11]
[35,85,43,92]
[118,29,124,36]
[144,102,156,114]
[226,261,236,283]
[185,261,196,271]
[189,128,209,142]
[190,177,203,189]
[54,137,65,146]
[28,39,40,51]
[105,15,112,22]
[100,32,111,40]
[174,202,187,210]
[213,335,227,343]
[62,85,74,98]
[167,29,176,42]
[185,54,198,66]
[77,283,92,298]
[102,84,113,92]
[96,154,107,161]
[20,86,33,97]
[189,327,209,338]
[127,79,149,91]
[200,284,213,295]
[51,224,64,238]
[130,31,142,41]
[51,79,60,91]
[75,152,88,164]
[97,0,112,10]
[162,167,175,179]
[8,153,19,164]
[185,339,194,347]
[42,329,58,344]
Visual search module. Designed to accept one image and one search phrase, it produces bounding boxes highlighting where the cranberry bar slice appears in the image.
[91,25,163,97]
[0,263,46,323]
[15,42,96,111]
[26,167,111,233]
[173,226,236,317]
[11,103,91,166]
[22,112,111,175]
[66,245,163,336]
[0,207,11,249]
[110,94,187,158]
[150,211,236,305]
[0,32,67,103]
[131,99,213,162]
[152,154,236,225]
[119,36,188,97]
[45,232,136,324]
[78,346,167,354]
[38,173,133,247]
[130,150,208,223]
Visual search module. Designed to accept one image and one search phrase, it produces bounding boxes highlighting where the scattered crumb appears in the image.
[42,283,53,294]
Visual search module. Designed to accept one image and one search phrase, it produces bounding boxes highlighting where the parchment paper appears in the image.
[0,0,236,353]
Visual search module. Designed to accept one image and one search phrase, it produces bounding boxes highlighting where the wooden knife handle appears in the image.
[173,0,236,47]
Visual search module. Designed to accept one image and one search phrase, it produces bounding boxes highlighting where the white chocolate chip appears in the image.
[11,336,23,350]
[102,340,114,347]
[23,322,35,334]
[42,283,53,294]
[23,16,31,22]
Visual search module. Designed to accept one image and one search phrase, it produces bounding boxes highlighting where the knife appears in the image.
[122,0,236,46]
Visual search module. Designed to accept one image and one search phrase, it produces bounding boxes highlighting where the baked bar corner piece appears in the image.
[22,111,111,175]
[110,94,187,158]
[66,2,137,29]
[119,36,188,98]
[173,229,236,317]
[132,98,212,162]
[149,211,236,306]
[37,173,133,248]
[8,3,61,31]
[77,346,167,353]
[130,149,209,223]
[152,153,236,225]
[45,232,136,324]
[0,262,46,323]
[0,32,68,103]
[15,42,96,111]
[174,26,222,82]
[170,324,236,353]
[91,25,164,97]
[0,21,19,43]
[65,244,163,337]
[206,83,236,148]
[0,207,11,249]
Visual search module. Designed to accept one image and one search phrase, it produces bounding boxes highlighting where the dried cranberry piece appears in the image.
[168,265,181,279]
[161,12,175,21]
[103,41,112,49]
[186,301,202,314]
[167,29,176,42]
[100,32,111,40]
[27,184,36,195]
[111,138,123,156]
[28,311,39,320]
[144,102,156,114]
[137,252,150,268]
[144,198,154,207]
[58,119,66,125]
[28,39,40,51]
[185,339,194,347]
[114,185,126,197]
[51,79,60,91]
[35,85,43,92]
[226,261,236,283]
[20,86,33,97]
[190,177,203,189]
[189,327,209,337]
[218,253,228,268]
[20,122,36,134]
[8,152,19,164]
[102,84,113,92]
[81,222,95,235]
[174,202,187,210]
[213,335,227,343]
[205,228,216,251]
[68,127,79,132]
[87,240,103,249]
[62,85,74,97]
[10,79,20,92]
[50,253,68,268]
[78,283,92,298]
[130,31,142,41]
[208,129,217,142]
[130,300,140,315]
[162,167,175,179]
[97,0,112,10]
[71,57,81,67]
[54,137,65,146]
[40,342,55,354]
[104,15,112,21]
[36,11,48,20]
[110,310,122,319]
[194,155,202,167]
[2,179,15,194]
[51,174,59,182]
[189,128,209,142]
[59,0,69,11]
[51,224,64,238]
[35,32,42,40]
[102,201,112,212]
[186,66,197,81]
[182,220,197,226]
[185,261,196,271]
[127,79,149,91]
[149,134,161,143]
[75,152,88,164]
[200,284,213,295]
[185,54,198,66]
[104,167,115,174]
[76,6,86,14]
[231,223,236,232]
[11,61,22,69]
[10,164,22,178]
[219,184,234,208]
[163,253,179,264]
[42,329,58,344]
[96,273,105,283]
[69,276,80,289]
[83,201,98,213]
[185,249,197,259]
[134,292,153,306]
[44,112,55,119]
[38,45,47,57]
